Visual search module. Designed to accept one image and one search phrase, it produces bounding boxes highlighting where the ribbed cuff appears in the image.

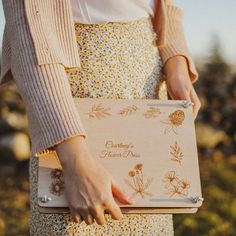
[27,64,87,157]
[12,62,87,158]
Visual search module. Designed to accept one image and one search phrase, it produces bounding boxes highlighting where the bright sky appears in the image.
[0,0,235,64]
[175,0,236,64]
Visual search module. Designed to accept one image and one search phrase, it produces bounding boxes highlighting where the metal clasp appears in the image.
[38,195,52,203]
[190,196,204,203]
[182,100,193,108]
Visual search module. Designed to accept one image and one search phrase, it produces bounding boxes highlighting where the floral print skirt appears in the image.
[29,17,174,236]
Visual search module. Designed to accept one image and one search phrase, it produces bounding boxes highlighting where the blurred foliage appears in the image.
[174,37,236,236]
[0,38,236,235]
[0,82,30,236]
[0,161,29,236]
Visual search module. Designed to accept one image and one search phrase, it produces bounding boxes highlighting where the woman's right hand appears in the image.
[54,135,134,225]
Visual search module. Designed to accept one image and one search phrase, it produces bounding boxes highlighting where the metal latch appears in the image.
[38,195,52,203]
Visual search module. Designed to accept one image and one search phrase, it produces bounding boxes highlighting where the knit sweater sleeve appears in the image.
[12,63,88,158]
[7,5,87,158]
[158,0,199,83]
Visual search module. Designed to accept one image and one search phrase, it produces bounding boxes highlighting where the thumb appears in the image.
[111,178,134,205]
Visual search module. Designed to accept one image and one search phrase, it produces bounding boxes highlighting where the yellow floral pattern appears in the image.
[67,18,166,100]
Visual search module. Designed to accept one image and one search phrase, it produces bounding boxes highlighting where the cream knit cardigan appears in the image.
[0,0,198,157]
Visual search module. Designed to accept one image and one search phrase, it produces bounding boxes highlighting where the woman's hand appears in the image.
[55,136,133,225]
[163,56,201,120]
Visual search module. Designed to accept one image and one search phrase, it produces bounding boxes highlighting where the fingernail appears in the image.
[127,197,135,204]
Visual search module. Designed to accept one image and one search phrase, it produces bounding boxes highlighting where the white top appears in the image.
[71,0,155,23]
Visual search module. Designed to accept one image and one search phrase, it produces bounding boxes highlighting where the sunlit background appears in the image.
[0,1,235,236]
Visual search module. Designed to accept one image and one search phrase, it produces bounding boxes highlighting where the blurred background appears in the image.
[0,0,235,235]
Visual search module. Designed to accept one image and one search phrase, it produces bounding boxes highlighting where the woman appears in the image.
[1,0,201,235]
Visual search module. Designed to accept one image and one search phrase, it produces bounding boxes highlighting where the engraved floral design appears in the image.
[87,103,111,119]
[170,141,183,165]
[49,168,65,196]
[169,110,185,126]
[124,163,153,199]
[163,171,190,197]
[49,178,65,196]
[118,105,139,116]
[161,109,185,134]
[143,106,163,118]
[50,168,64,179]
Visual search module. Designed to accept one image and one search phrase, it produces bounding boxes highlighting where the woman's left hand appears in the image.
[163,55,201,120]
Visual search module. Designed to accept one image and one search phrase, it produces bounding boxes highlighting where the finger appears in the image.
[111,178,134,205]
[74,214,83,224]
[177,87,198,119]
[190,87,201,119]
[95,214,107,225]
[90,207,107,225]
[77,208,94,225]
[105,200,123,220]
[81,213,94,225]
[70,209,83,224]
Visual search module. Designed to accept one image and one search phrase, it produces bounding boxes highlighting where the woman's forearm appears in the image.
[163,55,190,80]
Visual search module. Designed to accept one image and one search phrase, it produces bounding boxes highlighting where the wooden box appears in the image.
[37,98,203,214]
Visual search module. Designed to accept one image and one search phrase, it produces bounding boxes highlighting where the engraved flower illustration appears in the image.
[118,105,139,116]
[163,171,190,197]
[169,110,185,126]
[50,168,63,179]
[49,168,65,196]
[178,180,190,196]
[49,178,65,196]
[143,106,163,118]
[87,103,111,119]
[170,141,183,165]
[163,171,180,186]
[124,163,153,199]
[128,170,136,177]
[161,109,185,134]
[134,163,143,171]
